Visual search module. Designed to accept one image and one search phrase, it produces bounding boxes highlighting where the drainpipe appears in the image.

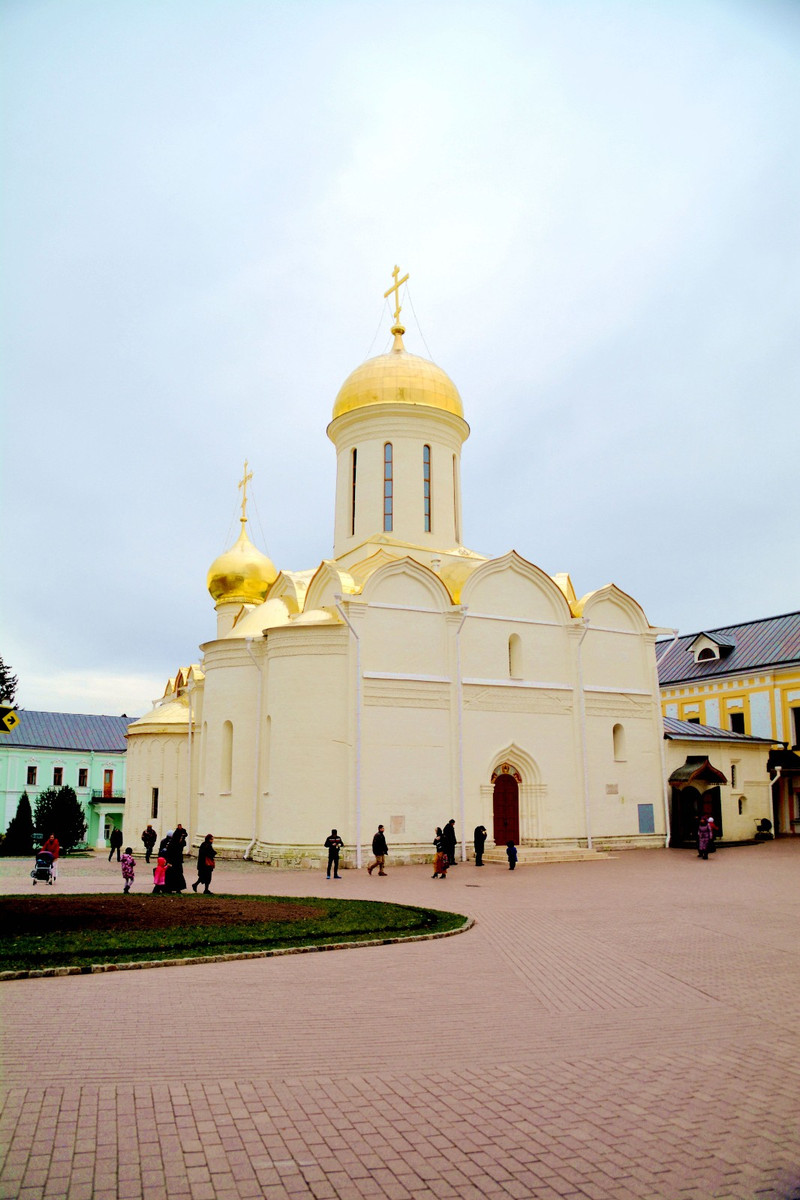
[335,595,362,868]
[575,618,592,850]
[243,637,264,860]
[655,630,679,847]
[186,679,195,851]
[455,606,469,860]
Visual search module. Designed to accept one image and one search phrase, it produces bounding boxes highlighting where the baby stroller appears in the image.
[31,850,55,885]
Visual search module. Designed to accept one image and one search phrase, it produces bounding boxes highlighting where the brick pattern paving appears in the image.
[1,844,800,1199]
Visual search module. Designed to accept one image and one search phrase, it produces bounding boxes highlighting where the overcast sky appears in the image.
[2,0,799,717]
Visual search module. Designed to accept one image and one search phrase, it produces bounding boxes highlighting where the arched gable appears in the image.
[576,584,650,634]
[461,551,573,623]
[227,597,292,637]
[304,561,358,613]
[267,570,315,614]
[348,549,398,587]
[360,556,452,611]
[488,743,542,786]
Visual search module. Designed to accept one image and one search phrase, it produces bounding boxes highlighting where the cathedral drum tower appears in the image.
[126,269,668,867]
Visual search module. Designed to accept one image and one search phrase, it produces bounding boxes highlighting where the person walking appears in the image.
[164,824,187,892]
[108,826,123,862]
[324,829,343,879]
[432,828,448,879]
[121,847,135,893]
[697,816,713,860]
[141,824,157,863]
[158,831,172,859]
[506,841,518,870]
[152,856,167,894]
[192,834,216,894]
[367,825,388,875]
[41,833,60,880]
[442,818,457,867]
[473,825,487,867]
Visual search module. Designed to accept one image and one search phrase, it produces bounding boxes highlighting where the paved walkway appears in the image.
[2,843,800,1200]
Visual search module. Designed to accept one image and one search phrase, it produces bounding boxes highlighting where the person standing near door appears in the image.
[108,826,123,862]
[473,825,487,867]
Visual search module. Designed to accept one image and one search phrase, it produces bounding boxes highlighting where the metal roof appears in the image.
[663,716,776,744]
[1,711,134,752]
[657,611,800,685]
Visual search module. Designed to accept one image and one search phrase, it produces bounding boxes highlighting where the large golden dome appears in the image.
[332,330,464,421]
[207,523,278,605]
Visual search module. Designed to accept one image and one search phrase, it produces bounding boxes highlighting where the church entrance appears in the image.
[492,768,520,844]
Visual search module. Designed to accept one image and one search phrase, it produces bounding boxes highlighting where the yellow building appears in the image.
[127,273,672,866]
[658,613,800,835]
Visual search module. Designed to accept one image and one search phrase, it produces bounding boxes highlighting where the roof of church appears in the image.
[663,716,776,744]
[2,711,133,752]
[657,611,800,685]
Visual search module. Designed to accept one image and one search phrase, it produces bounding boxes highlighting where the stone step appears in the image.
[481,846,610,865]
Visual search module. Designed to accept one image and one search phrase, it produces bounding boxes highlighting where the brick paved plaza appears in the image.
[1,842,799,1200]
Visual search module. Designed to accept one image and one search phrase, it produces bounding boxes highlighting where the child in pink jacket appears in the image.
[152,856,167,894]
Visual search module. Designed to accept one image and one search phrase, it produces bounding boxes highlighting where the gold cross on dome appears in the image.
[238,459,253,523]
[384,265,409,327]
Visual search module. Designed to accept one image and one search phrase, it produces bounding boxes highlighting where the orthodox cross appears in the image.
[384,265,409,327]
[238,459,253,523]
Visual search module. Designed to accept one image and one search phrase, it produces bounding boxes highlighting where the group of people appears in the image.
[323,820,518,878]
[101,824,217,895]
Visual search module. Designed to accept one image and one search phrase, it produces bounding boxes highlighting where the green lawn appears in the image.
[0,894,468,972]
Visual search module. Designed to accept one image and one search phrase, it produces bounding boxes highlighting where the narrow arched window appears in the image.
[508,633,522,678]
[423,445,432,532]
[350,448,357,536]
[221,720,233,792]
[613,723,626,762]
[383,443,393,532]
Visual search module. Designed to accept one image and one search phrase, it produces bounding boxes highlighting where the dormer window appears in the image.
[689,633,734,665]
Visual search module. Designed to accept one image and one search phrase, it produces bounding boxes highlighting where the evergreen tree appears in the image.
[0,656,18,705]
[1,792,34,855]
[33,786,87,852]
[54,786,87,852]
[33,788,58,840]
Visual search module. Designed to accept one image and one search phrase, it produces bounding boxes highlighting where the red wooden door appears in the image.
[103,770,113,798]
[493,774,520,844]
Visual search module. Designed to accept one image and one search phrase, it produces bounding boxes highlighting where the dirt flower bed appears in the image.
[2,895,325,935]
[0,893,468,973]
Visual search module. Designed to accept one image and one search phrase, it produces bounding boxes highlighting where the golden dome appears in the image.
[332,329,464,421]
[207,522,278,605]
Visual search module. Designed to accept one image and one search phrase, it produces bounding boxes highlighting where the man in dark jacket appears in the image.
[141,824,158,863]
[442,818,458,866]
[324,829,344,879]
[108,826,124,862]
[367,825,388,875]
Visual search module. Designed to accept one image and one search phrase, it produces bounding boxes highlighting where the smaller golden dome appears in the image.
[207,522,278,605]
[332,329,464,421]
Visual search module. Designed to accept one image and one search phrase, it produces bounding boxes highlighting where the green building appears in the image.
[1,711,132,849]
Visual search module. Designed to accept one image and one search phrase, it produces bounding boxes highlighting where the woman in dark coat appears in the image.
[192,834,216,894]
[432,828,448,879]
[164,825,187,892]
[473,825,487,867]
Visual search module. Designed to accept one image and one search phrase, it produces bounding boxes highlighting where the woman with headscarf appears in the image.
[164,824,187,892]
[432,827,448,879]
[192,834,216,894]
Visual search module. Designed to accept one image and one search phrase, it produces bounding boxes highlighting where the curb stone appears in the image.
[0,915,475,982]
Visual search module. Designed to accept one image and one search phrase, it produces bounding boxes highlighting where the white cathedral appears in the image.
[126,272,669,867]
